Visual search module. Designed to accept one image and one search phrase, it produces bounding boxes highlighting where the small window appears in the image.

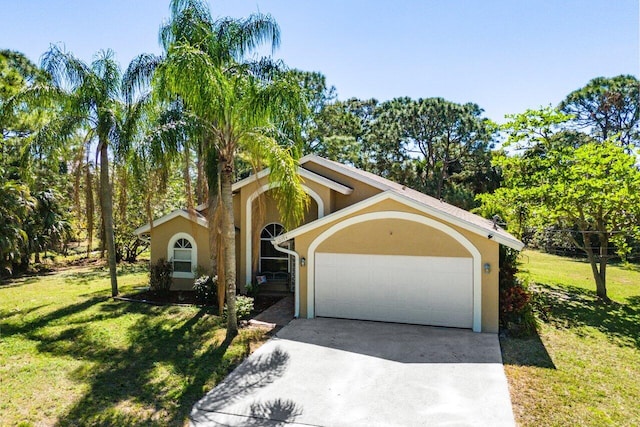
[171,237,194,277]
[167,233,197,279]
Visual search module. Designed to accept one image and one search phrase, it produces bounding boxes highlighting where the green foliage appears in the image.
[244,282,259,297]
[480,106,640,299]
[499,247,536,336]
[224,295,255,321]
[560,74,640,149]
[309,96,499,209]
[193,275,217,305]
[149,258,172,295]
[0,176,33,274]
[147,0,312,338]
[0,264,269,426]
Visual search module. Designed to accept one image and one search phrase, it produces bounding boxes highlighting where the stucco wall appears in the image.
[149,215,210,291]
[292,198,501,333]
[238,177,329,288]
[301,163,382,210]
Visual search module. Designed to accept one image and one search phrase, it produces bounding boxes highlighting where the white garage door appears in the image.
[315,253,473,328]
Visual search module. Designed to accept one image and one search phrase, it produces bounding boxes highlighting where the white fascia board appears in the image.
[274,191,392,244]
[274,190,524,251]
[230,165,352,195]
[299,154,391,191]
[133,210,208,235]
[298,168,352,194]
[231,168,271,192]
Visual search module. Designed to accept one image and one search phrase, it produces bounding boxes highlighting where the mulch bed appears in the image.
[119,290,285,315]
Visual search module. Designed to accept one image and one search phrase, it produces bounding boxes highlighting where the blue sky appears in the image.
[1,0,638,123]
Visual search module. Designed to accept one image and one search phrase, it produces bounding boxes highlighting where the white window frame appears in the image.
[167,232,197,279]
[259,223,288,273]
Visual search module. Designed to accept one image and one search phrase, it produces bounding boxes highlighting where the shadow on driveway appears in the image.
[191,318,515,427]
[276,317,503,364]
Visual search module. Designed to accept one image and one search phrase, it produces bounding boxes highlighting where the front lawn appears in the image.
[0,263,269,426]
[502,250,640,426]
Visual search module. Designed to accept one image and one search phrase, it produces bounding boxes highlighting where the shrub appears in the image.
[499,247,536,336]
[149,258,172,295]
[223,295,254,321]
[193,275,217,306]
[244,282,259,297]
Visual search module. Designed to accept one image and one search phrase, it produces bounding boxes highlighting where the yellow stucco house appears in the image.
[134,155,523,333]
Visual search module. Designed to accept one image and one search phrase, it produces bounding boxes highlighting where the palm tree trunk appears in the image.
[221,158,238,338]
[99,141,119,297]
[85,153,94,258]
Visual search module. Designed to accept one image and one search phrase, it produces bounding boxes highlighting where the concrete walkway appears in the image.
[249,295,294,329]
[191,318,515,427]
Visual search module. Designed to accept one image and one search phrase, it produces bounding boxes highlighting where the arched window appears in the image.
[259,223,288,273]
[167,233,197,278]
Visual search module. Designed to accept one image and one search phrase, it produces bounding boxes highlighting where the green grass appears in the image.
[0,263,269,426]
[502,250,640,426]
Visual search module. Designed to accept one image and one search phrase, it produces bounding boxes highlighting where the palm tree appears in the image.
[135,0,309,337]
[41,46,124,296]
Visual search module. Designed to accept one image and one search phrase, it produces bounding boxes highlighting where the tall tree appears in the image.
[1,50,73,274]
[307,97,377,166]
[478,108,640,301]
[367,97,497,208]
[147,0,309,337]
[560,75,640,150]
[41,46,124,296]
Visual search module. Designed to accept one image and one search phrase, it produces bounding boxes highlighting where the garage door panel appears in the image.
[315,253,473,328]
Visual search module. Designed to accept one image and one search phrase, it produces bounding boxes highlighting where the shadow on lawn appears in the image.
[535,284,640,349]
[15,297,278,426]
[500,331,556,369]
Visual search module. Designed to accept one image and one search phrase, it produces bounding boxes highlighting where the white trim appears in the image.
[245,183,325,287]
[232,166,353,195]
[134,209,208,235]
[299,154,391,191]
[167,232,198,279]
[272,241,300,318]
[275,191,524,251]
[297,155,523,250]
[305,211,484,332]
[259,223,288,273]
[298,168,353,195]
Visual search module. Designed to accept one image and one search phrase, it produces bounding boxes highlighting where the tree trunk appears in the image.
[582,232,609,301]
[85,159,94,258]
[196,149,208,205]
[597,232,609,301]
[207,191,226,315]
[99,142,119,297]
[220,158,238,338]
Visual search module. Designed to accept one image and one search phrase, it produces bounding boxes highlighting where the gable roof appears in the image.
[231,166,353,194]
[134,209,208,235]
[293,154,524,250]
[274,190,523,250]
[194,165,353,212]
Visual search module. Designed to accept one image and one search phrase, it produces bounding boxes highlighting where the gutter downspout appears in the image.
[271,240,300,318]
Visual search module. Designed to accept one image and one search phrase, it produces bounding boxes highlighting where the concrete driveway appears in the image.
[190,318,515,427]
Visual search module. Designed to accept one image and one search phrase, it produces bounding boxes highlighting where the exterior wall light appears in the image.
[300,257,306,267]
[484,263,491,273]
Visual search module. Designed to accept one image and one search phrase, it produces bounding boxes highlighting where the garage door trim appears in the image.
[306,211,483,332]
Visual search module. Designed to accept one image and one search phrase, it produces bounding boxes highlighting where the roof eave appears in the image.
[275,190,524,250]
